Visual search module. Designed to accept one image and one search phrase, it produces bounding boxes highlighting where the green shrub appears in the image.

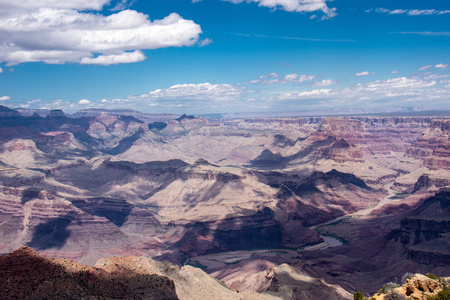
[378,282,401,294]
[441,279,450,290]
[434,289,450,300]
[426,273,441,280]
[353,291,367,300]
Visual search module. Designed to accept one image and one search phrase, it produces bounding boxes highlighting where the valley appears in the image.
[0,105,449,298]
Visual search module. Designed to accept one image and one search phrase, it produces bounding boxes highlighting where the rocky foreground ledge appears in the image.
[0,246,242,300]
[355,273,450,300]
[0,247,353,300]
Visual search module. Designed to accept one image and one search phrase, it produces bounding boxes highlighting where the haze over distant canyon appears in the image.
[0,104,449,299]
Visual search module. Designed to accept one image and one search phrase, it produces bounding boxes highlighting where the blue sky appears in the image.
[0,0,449,114]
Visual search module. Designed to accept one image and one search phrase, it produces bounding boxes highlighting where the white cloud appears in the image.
[110,0,136,11]
[0,6,202,65]
[198,38,213,47]
[0,96,11,101]
[372,8,450,16]
[284,73,315,82]
[424,74,449,80]
[435,63,448,69]
[243,72,315,85]
[267,77,442,107]
[19,75,450,113]
[223,0,336,18]
[80,50,145,65]
[419,65,432,71]
[0,67,3,73]
[130,83,243,102]
[284,73,298,81]
[391,70,399,74]
[27,99,42,104]
[355,71,374,76]
[396,31,450,37]
[0,0,110,10]
[314,79,338,87]
[260,73,280,79]
[64,82,243,113]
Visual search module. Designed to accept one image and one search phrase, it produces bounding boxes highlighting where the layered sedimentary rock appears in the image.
[406,120,450,170]
[300,189,450,294]
[388,190,450,266]
[0,246,355,300]
[0,108,449,296]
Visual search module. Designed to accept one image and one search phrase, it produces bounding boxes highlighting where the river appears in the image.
[311,182,397,250]
[319,235,343,250]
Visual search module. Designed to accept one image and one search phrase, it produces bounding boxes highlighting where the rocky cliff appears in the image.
[0,247,179,299]
[0,108,449,297]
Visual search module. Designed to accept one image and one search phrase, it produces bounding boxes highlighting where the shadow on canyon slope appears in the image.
[21,188,42,204]
[250,135,354,170]
[301,189,450,294]
[156,168,378,264]
[71,197,134,227]
[156,208,283,264]
[107,128,145,155]
[0,247,179,300]
[27,216,72,250]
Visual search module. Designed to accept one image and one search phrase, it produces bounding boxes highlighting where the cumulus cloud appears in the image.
[267,77,442,107]
[284,73,315,82]
[0,0,110,10]
[259,73,280,79]
[0,4,202,65]
[223,0,336,18]
[314,79,338,87]
[355,71,374,76]
[31,82,244,113]
[80,50,146,65]
[131,83,242,102]
[18,74,450,113]
[435,63,448,69]
[0,96,11,101]
[370,8,450,16]
[0,67,3,73]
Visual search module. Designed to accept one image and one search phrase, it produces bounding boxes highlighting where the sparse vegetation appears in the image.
[441,279,450,290]
[378,282,400,294]
[434,288,450,300]
[427,273,441,280]
[383,291,406,300]
[185,259,208,270]
[353,291,367,300]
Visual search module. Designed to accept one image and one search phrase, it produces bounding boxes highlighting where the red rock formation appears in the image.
[0,247,179,299]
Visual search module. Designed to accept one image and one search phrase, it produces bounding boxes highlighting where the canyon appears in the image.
[0,105,449,298]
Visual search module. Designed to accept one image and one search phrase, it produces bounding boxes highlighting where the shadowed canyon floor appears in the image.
[0,105,449,297]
